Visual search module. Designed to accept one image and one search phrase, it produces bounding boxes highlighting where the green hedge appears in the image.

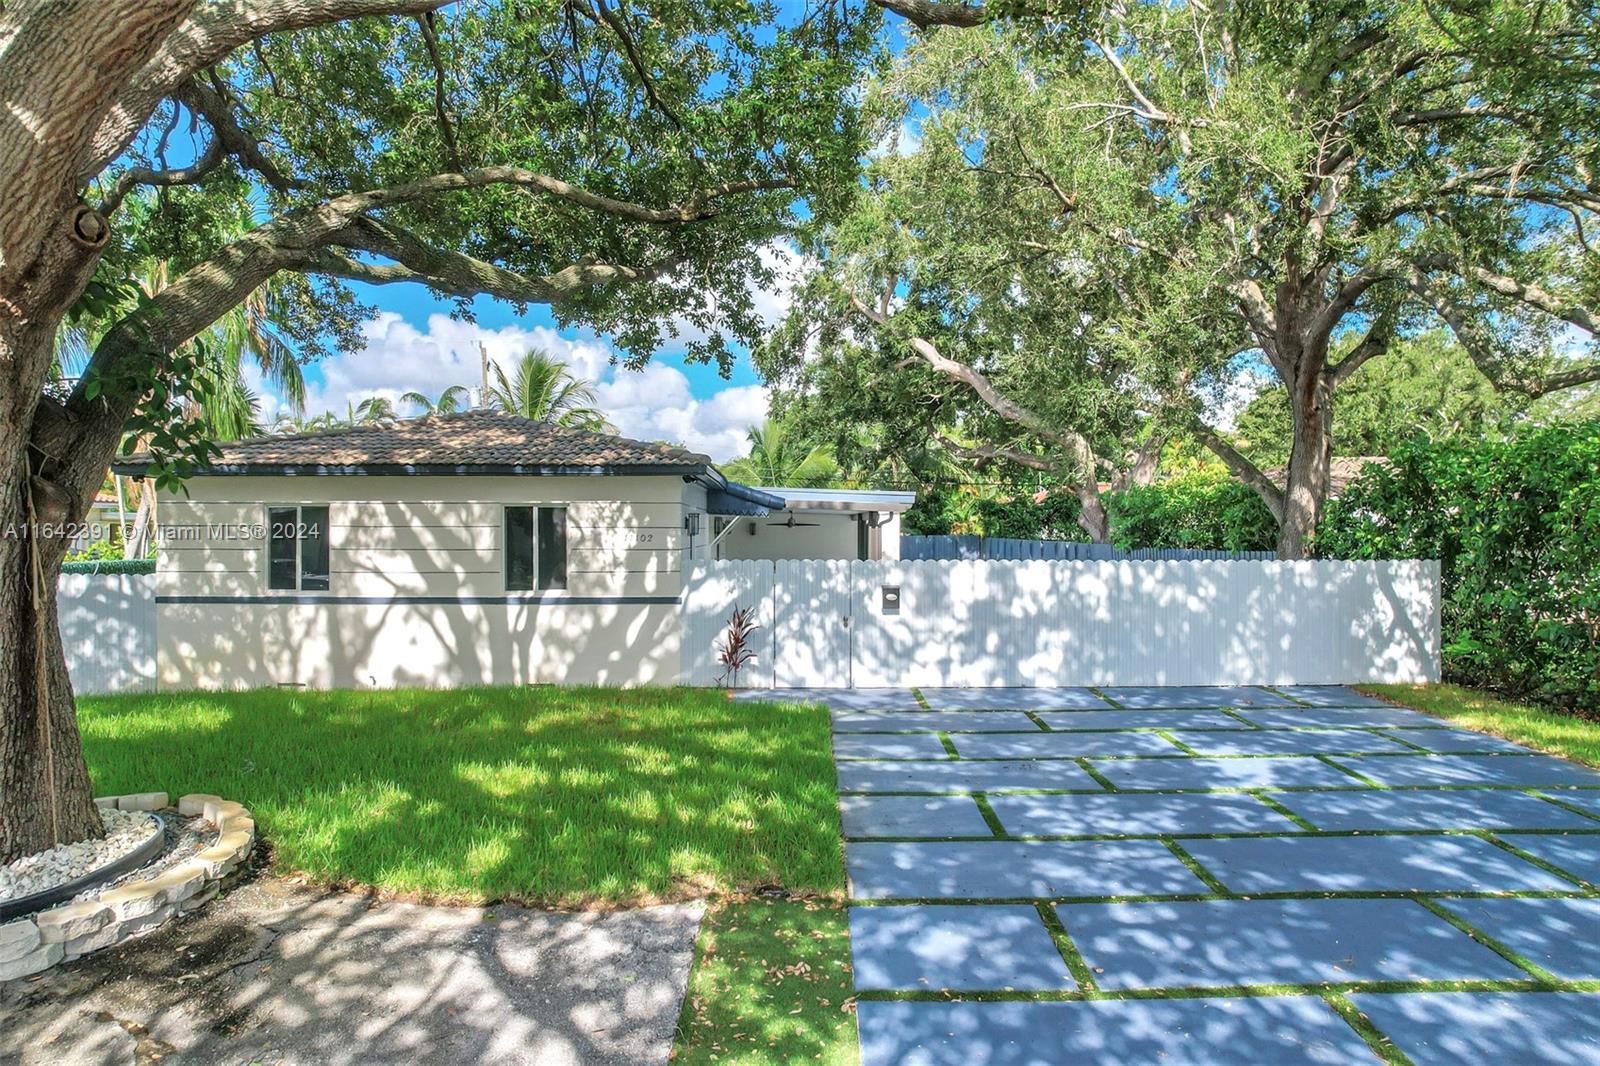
[1317,424,1600,710]
[972,493,1088,540]
[910,474,1278,550]
[1106,472,1277,552]
[61,558,156,575]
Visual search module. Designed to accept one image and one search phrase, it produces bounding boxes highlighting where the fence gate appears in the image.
[771,559,852,688]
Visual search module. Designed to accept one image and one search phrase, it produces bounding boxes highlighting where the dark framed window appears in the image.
[538,506,567,590]
[268,505,331,591]
[505,505,567,592]
[505,506,536,591]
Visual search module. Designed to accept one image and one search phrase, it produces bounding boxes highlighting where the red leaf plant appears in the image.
[715,605,761,688]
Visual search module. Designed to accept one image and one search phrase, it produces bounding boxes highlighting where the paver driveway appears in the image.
[809,685,1600,1064]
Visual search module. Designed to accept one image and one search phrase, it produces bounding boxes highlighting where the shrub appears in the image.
[63,539,122,564]
[1317,424,1600,710]
[61,558,156,575]
[973,492,1087,540]
[1106,471,1277,551]
[714,605,761,688]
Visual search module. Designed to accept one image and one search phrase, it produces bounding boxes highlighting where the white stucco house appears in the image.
[112,410,913,690]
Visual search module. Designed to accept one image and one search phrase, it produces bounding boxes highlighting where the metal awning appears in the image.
[705,481,786,516]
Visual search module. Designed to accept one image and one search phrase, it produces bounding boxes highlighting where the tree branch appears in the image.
[1308,262,1398,344]
[1188,415,1285,523]
[871,0,983,28]
[933,434,1056,471]
[1415,253,1597,333]
[586,0,685,132]
[1229,278,1283,372]
[1091,36,1193,154]
[414,11,463,169]
[1407,267,1600,397]
[323,216,686,301]
[174,78,302,193]
[82,0,453,180]
[327,165,792,224]
[846,288,1103,489]
[98,133,226,214]
[1325,307,1397,386]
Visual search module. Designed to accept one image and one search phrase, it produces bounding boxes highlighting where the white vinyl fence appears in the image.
[683,559,1441,689]
[58,572,157,695]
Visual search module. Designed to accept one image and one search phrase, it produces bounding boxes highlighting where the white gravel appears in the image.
[0,808,160,903]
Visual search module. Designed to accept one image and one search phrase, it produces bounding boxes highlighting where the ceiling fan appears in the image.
[766,513,821,528]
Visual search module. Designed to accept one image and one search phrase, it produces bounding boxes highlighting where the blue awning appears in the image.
[706,480,785,516]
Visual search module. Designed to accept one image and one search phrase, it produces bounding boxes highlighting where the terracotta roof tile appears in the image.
[1264,456,1390,498]
[115,410,711,474]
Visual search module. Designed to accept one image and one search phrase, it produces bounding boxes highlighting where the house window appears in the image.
[267,505,330,591]
[505,506,567,591]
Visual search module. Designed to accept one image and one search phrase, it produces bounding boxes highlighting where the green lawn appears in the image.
[78,686,844,907]
[674,897,858,1065]
[1361,683,1600,767]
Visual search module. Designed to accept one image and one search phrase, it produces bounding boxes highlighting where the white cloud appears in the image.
[302,312,613,418]
[655,240,809,352]
[1200,359,1275,432]
[868,118,923,160]
[294,311,767,462]
[596,365,768,461]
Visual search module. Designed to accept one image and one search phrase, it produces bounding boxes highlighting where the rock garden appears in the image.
[0,792,255,981]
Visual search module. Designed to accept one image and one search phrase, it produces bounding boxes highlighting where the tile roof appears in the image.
[114,410,713,474]
[1264,456,1391,498]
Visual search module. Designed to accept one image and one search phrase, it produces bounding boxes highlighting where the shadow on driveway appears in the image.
[0,876,703,1066]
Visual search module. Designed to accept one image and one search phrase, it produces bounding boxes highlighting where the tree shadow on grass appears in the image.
[76,686,845,907]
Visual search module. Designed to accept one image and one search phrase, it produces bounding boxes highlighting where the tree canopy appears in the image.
[773,0,1600,555]
[0,0,880,862]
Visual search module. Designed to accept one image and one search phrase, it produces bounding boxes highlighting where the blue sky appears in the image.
[244,11,927,462]
[264,241,801,463]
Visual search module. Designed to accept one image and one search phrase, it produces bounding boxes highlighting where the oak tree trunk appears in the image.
[0,329,104,863]
[1076,487,1111,543]
[1276,367,1334,560]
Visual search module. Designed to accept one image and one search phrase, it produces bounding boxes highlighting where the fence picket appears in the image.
[684,558,1440,688]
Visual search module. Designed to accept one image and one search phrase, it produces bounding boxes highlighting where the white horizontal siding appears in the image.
[154,476,690,601]
[157,600,681,688]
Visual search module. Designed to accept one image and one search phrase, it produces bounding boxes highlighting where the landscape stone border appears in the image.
[0,792,256,982]
[0,813,166,923]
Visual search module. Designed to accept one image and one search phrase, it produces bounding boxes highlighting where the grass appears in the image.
[673,897,858,1065]
[77,686,844,907]
[1360,683,1600,767]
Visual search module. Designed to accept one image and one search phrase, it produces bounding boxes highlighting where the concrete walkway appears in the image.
[0,878,702,1065]
[804,685,1600,1065]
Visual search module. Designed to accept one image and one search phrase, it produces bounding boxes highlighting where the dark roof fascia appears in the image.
[109,461,711,478]
[718,480,787,511]
[691,468,786,511]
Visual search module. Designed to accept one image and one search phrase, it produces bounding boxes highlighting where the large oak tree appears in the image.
[793,0,1600,556]
[0,0,876,862]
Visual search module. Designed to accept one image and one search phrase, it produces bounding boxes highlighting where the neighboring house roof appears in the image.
[111,410,715,477]
[1264,456,1390,498]
[757,487,918,513]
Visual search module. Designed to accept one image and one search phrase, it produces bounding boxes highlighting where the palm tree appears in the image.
[56,257,307,558]
[486,349,613,432]
[56,259,306,443]
[350,396,398,424]
[402,384,471,416]
[721,419,840,486]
